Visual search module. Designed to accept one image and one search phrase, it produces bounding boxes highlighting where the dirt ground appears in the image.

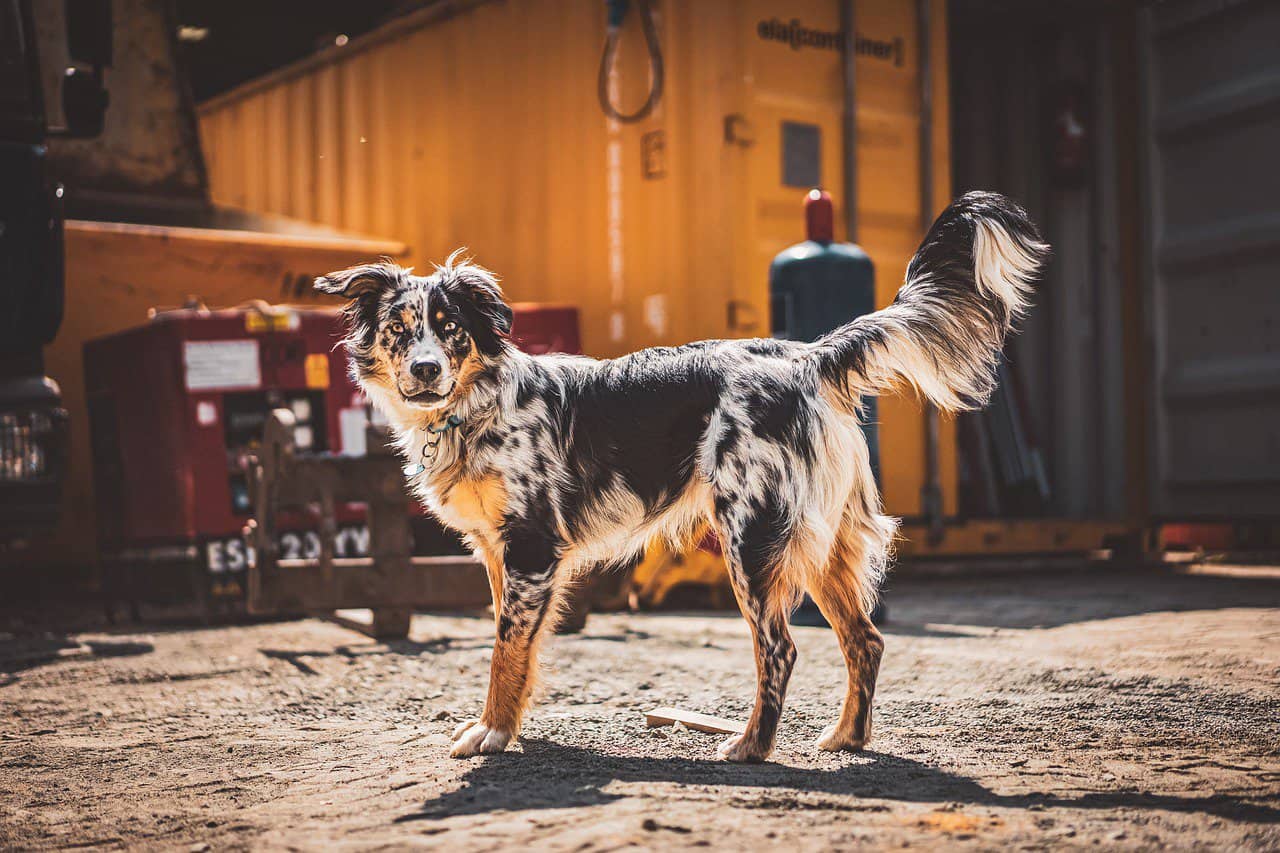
[2,564,1278,851]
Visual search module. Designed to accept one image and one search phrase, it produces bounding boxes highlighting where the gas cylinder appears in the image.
[769,189,879,481]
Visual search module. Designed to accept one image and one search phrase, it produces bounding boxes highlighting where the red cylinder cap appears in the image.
[805,189,834,242]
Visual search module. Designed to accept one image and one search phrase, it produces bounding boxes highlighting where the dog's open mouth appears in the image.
[403,389,446,403]
[401,380,456,405]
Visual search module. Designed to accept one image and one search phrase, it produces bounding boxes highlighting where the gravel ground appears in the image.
[2,565,1278,851]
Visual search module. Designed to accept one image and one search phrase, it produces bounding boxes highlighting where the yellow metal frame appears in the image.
[896,520,1130,558]
[630,519,1129,609]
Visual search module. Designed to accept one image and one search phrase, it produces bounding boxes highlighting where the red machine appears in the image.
[85,302,580,611]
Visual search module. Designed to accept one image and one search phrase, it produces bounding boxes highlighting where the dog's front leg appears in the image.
[450,538,557,758]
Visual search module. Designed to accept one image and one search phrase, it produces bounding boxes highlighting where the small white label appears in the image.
[195,400,218,426]
[184,340,261,391]
[339,407,370,456]
[204,525,370,573]
[206,538,250,574]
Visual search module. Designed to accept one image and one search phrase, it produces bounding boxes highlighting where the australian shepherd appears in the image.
[316,191,1048,762]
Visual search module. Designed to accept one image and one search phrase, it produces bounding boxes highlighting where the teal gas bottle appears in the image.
[769,189,879,481]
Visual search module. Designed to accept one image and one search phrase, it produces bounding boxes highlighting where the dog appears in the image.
[316,191,1048,762]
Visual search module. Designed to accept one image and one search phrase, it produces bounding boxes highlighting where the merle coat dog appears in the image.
[316,191,1048,762]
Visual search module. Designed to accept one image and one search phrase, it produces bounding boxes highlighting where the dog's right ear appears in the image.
[314,261,403,300]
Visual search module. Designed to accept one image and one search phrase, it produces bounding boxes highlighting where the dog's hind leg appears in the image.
[450,530,560,759]
[712,494,800,763]
[807,507,892,752]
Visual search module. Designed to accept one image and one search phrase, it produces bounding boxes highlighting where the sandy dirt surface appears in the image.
[2,565,1279,851]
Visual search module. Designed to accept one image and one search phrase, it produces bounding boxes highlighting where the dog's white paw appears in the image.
[450,718,481,741]
[815,723,866,753]
[716,733,767,763]
[448,720,512,758]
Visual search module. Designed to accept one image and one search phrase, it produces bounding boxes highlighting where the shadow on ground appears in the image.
[257,633,494,674]
[5,568,1279,673]
[880,566,1280,632]
[399,739,1280,825]
[0,635,154,675]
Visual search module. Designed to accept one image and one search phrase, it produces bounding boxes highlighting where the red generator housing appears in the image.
[85,302,580,610]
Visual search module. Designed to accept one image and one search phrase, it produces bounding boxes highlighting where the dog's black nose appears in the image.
[410,359,442,382]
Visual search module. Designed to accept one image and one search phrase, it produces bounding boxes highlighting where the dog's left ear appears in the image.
[314,262,403,300]
[447,262,513,356]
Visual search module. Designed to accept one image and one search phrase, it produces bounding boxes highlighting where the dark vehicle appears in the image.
[0,0,109,543]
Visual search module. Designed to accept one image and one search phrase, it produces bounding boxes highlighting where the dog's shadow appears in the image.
[397,738,1280,825]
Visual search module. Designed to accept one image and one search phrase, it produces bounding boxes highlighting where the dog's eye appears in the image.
[443,321,458,333]
[388,321,405,335]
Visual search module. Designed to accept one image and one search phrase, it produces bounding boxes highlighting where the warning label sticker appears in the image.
[305,352,330,389]
[183,340,262,391]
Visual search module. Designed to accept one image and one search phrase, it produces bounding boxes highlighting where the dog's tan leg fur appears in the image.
[481,546,504,627]
[808,516,885,752]
[450,550,553,758]
[490,625,545,719]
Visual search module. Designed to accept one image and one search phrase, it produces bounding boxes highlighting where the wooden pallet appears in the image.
[244,409,489,639]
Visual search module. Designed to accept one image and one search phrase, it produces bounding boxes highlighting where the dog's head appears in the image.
[315,253,513,416]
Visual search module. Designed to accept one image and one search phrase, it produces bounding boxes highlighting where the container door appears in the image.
[736,0,953,518]
[1139,0,1280,517]
[734,1,848,338]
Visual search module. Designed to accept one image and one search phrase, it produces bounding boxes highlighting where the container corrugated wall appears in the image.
[198,0,956,517]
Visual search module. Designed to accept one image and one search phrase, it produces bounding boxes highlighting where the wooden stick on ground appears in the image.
[644,706,745,735]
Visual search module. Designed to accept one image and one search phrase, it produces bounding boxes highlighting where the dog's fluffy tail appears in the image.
[808,191,1049,412]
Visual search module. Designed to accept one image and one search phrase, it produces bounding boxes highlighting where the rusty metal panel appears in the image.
[36,0,207,199]
[36,0,207,197]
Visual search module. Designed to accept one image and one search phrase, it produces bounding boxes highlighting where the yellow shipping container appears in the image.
[198,0,955,519]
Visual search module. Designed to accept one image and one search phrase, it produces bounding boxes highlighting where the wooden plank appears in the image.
[276,555,482,571]
[249,557,490,613]
[644,707,745,736]
[64,219,405,256]
[329,608,413,640]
